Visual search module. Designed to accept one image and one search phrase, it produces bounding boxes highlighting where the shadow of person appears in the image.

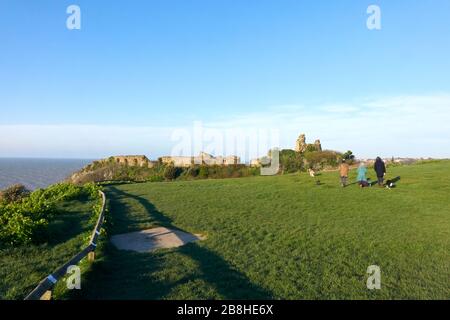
[104,186,175,235]
[389,176,401,184]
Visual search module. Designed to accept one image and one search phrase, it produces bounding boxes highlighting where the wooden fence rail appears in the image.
[24,190,106,300]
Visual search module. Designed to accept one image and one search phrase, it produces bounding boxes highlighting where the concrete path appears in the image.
[111,227,205,253]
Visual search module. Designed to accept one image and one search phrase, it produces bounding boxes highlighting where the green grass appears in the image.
[75,161,450,299]
[0,198,97,299]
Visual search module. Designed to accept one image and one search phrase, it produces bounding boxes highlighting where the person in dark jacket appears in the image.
[374,157,386,186]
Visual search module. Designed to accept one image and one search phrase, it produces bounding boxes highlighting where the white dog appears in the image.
[308,168,316,177]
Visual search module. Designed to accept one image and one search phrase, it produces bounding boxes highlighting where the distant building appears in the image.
[108,155,155,168]
[159,156,194,167]
[159,152,240,167]
[250,158,262,167]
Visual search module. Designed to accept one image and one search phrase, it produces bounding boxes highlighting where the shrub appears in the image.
[72,161,168,184]
[306,144,319,152]
[206,165,221,178]
[187,166,200,178]
[304,150,342,170]
[0,194,54,246]
[0,206,48,245]
[0,183,101,246]
[35,182,98,202]
[163,166,181,181]
[198,166,209,179]
[74,160,264,183]
[0,184,30,204]
[149,175,164,182]
[279,149,304,174]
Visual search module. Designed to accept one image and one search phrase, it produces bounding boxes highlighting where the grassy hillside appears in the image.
[0,198,98,299]
[74,161,450,299]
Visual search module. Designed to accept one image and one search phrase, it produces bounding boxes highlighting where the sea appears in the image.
[0,158,93,190]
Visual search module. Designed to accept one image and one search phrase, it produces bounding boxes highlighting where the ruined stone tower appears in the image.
[295,134,307,153]
[314,139,322,152]
[295,134,322,153]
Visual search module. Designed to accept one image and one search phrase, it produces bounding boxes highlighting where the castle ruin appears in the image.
[295,134,322,153]
[109,155,155,168]
[159,152,240,167]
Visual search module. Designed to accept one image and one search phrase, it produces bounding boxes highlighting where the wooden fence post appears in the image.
[40,290,52,300]
[88,251,95,262]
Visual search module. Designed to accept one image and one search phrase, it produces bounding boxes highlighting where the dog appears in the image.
[385,176,401,189]
[309,168,316,177]
[385,180,396,189]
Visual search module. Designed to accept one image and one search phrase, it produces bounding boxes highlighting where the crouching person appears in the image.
[357,162,369,188]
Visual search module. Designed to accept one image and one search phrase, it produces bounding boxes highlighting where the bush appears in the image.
[198,166,209,179]
[0,192,55,246]
[36,182,98,202]
[0,183,101,246]
[304,150,342,170]
[72,161,168,184]
[0,204,49,245]
[0,184,30,204]
[70,158,266,184]
[187,166,200,178]
[149,175,164,182]
[163,166,181,181]
[306,144,319,152]
[279,149,304,174]
[207,165,217,178]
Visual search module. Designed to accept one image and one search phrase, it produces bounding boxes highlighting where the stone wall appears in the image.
[109,155,155,168]
[160,152,240,167]
[159,156,194,167]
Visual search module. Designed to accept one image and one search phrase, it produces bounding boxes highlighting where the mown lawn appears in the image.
[75,161,450,299]
[0,198,97,299]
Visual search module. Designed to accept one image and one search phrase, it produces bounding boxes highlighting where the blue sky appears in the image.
[1,0,450,159]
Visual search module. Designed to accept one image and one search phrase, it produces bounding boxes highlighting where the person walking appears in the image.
[339,159,350,187]
[357,162,368,187]
[374,157,386,187]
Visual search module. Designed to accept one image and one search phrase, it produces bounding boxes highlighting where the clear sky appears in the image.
[1,0,450,160]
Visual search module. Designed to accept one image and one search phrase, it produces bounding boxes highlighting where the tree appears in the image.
[343,150,355,161]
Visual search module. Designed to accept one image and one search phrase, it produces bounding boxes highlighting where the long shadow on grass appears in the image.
[106,186,175,235]
[77,186,273,299]
[47,200,92,245]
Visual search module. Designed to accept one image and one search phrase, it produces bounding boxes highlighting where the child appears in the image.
[339,159,350,187]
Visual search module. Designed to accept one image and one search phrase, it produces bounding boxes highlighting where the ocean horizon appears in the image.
[0,158,94,190]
